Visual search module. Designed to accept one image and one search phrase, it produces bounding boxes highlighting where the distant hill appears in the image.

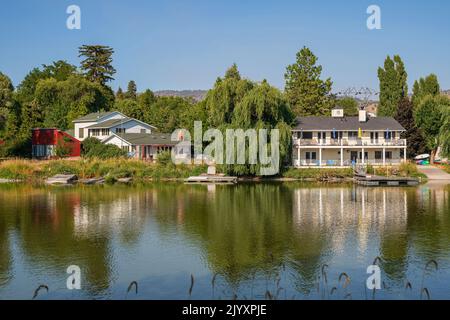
[441,89,450,97]
[154,90,207,102]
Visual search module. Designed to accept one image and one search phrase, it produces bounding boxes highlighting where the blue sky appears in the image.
[1,0,449,93]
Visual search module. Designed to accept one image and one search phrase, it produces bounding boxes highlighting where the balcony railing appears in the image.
[293,138,406,147]
[294,159,404,167]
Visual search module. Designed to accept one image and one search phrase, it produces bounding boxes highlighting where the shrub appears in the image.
[82,137,127,159]
[55,137,73,158]
[157,151,172,166]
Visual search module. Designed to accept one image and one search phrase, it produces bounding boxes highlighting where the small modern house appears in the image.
[292,107,407,167]
[32,128,81,158]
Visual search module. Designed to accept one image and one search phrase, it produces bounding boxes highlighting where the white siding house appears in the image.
[292,108,407,167]
[73,111,127,141]
[72,111,156,141]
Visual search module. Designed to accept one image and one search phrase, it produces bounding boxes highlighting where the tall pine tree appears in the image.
[284,47,333,116]
[126,80,137,100]
[79,45,116,85]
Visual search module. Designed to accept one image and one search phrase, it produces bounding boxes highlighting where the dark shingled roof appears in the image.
[114,133,177,146]
[292,116,405,131]
[86,118,132,129]
[73,111,118,122]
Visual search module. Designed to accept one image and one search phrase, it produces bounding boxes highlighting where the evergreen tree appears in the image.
[394,98,428,158]
[377,55,408,116]
[284,47,333,116]
[225,63,241,81]
[126,80,137,100]
[78,45,116,85]
[116,87,125,100]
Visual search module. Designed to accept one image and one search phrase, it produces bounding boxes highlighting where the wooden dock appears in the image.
[354,175,419,186]
[185,175,238,184]
[45,174,78,185]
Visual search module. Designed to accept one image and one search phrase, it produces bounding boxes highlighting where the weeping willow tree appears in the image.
[203,65,294,176]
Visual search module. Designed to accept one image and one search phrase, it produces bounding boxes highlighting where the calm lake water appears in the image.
[0,182,449,300]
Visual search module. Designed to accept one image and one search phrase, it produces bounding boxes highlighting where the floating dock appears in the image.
[185,175,238,184]
[354,175,419,186]
[45,174,78,185]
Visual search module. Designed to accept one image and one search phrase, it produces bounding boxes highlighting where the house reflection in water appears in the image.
[292,187,410,279]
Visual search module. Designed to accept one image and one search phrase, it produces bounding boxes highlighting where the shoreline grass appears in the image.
[0,158,208,182]
[0,158,425,183]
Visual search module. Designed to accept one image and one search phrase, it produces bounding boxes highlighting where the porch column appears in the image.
[297,147,301,167]
[319,148,322,167]
[340,148,344,166]
[383,147,386,166]
[362,148,365,165]
[404,147,407,162]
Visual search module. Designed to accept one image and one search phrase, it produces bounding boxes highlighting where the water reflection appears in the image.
[0,182,449,299]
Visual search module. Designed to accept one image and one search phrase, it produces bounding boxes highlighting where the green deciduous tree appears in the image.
[79,45,116,85]
[34,75,115,131]
[414,95,450,162]
[284,47,333,116]
[412,74,440,107]
[143,96,194,133]
[439,107,450,158]
[0,72,14,134]
[137,89,156,108]
[204,67,254,126]
[336,97,359,116]
[115,98,143,120]
[202,65,294,176]
[378,55,408,116]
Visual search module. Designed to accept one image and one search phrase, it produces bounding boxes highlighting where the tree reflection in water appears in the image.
[0,183,448,299]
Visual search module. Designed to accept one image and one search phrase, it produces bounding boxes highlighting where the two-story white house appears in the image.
[292,107,407,167]
[72,111,185,160]
[73,111,156,141]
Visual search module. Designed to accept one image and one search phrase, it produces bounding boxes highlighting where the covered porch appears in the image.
[293,146,407,168]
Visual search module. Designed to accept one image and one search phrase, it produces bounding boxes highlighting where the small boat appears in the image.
[415,154,430,160]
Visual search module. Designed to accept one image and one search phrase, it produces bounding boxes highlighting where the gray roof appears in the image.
[73,111,118,122]
[293,116,405,131]
[113,133,177,146]
[86,118,131,129]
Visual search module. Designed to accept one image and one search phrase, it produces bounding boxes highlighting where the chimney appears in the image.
[359,109,367,122]
[332,106,344,118]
